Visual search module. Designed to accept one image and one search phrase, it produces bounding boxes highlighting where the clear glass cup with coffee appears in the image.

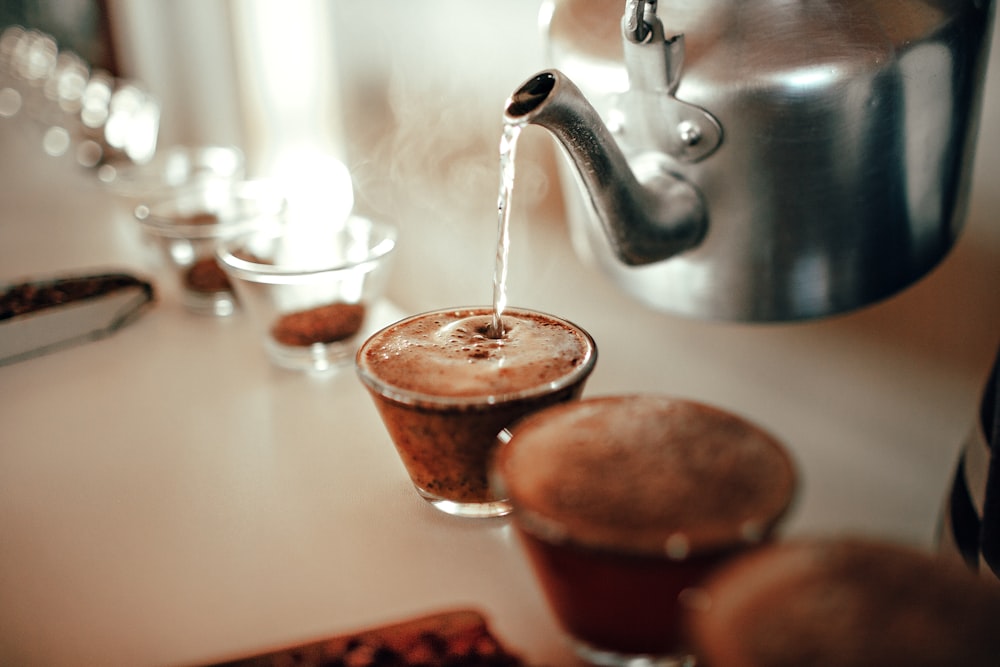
[355,306,597,519]
[491,394,797,666]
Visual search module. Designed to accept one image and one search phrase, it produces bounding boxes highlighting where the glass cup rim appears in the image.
[215,216,398,283]
[354,305,598,409]
[133,178,287,238]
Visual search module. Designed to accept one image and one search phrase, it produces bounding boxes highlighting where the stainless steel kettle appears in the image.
[507,0,996,321]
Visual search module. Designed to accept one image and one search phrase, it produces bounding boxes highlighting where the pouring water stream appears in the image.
[488,120,523,339]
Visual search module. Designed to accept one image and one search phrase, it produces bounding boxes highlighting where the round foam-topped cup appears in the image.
[684,538,1000,667]
[494,394,797,557]
[356,307,597,407]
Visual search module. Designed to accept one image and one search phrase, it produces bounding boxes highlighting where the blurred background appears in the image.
[3,0,999,319]
[2,0,563,313]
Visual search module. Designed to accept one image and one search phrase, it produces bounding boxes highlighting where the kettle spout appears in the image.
[505,70,705,266]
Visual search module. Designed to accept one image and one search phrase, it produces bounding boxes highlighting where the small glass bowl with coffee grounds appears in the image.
[134,178,287,316]
[217,215,397,372]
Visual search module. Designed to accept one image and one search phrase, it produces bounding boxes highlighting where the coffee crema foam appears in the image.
[497,395,797,556]
[687,538,1000,667]
[358,307,594,401]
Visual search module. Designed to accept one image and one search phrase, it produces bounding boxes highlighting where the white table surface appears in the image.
[2,89,999,666]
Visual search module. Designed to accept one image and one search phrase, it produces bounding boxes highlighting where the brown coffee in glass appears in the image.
[492,394,797,665]
[356,306,597,518]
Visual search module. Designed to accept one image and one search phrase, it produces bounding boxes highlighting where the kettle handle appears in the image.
[620,0,723,162]
[623,0,657,44]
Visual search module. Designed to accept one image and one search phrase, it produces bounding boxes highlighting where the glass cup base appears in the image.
[265,337,355,373]
[571,639,695,667]
[182,289,237,316]
[415,487,512,519]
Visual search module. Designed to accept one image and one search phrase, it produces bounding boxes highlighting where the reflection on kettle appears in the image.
[509,0,996,321]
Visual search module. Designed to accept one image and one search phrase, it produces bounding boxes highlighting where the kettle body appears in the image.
[539,0,995,321]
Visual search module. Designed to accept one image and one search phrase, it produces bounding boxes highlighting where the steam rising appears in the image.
[330,2,556,310]
[351,63,552,229]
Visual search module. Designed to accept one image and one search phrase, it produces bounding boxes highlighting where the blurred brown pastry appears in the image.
[206,609,528,667]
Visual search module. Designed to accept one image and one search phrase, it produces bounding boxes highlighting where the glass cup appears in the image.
[134,178,286,316]
[355,306,598,519]
[217,215,397,372]
[491,394,797,666]
[683,538,1000,667]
